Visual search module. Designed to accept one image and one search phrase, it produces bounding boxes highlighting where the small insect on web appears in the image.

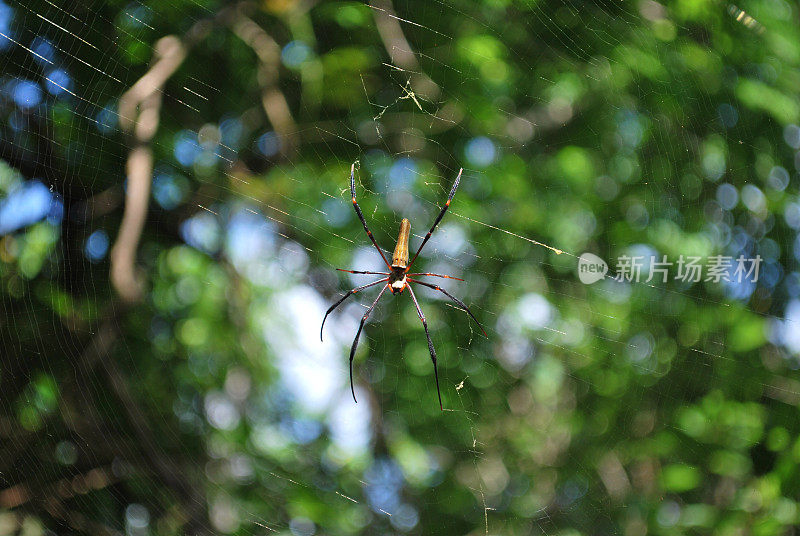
[320,163,488,410]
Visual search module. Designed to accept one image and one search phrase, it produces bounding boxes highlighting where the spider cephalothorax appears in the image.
[320,164,487,410]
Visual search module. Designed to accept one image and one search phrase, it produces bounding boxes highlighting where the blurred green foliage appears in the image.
[1,0,800,535]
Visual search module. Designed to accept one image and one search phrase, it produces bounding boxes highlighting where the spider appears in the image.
[320,163,487,410]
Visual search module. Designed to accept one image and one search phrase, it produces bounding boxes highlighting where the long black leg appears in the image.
[349,284,389,403]
[350,163,391,268]
[407,279,487,337]
[337,268,389,276]
[406,168,462,270]
[321,278,388,341]
[407,284,443,410]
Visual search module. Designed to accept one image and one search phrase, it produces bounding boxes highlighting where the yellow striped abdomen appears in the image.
[392,218,410,268]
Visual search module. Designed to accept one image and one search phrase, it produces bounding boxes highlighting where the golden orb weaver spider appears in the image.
[320,164,487,410]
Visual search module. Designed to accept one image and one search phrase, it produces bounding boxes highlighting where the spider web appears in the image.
[1,0,799,535]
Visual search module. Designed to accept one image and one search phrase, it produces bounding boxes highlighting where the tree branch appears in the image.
[228,8,298,156]
[369,0,440,100]
[111,36,188,303]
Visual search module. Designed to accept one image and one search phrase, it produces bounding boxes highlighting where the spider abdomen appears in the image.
[392,218,411,269]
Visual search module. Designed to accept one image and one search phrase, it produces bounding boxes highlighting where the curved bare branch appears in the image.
[110,36,187,303]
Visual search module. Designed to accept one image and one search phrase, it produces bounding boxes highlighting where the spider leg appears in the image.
[406,284,443,411]
[350,163,392,268]
[321,278,388,341]
[407,278,487,337]
[349,284,389,403]
[407,272,464,281]
[337,268,390,276]
[406,168,462,270]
